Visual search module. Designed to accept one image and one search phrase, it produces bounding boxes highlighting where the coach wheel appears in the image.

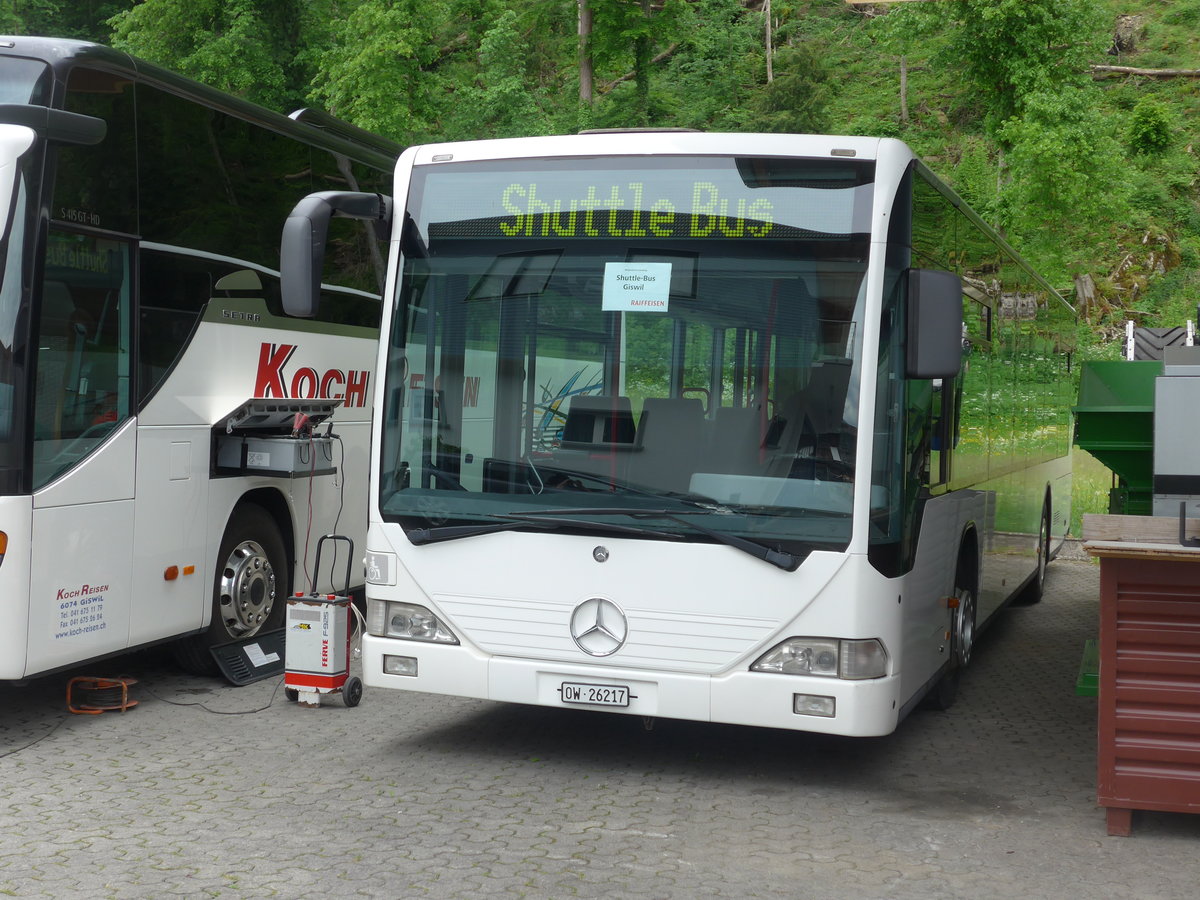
[285,688,299,703]
[173,504,290,675]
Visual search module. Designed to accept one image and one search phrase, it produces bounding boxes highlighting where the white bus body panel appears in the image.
[129,424,210,646]
[363,522,920,737]
[9,311,375,679]
[27,421,137,675]
[135,313,374,616]
[0,495,33,679]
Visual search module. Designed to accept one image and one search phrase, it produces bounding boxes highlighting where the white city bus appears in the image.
[0,37,399,680]
[284,132,1074,736]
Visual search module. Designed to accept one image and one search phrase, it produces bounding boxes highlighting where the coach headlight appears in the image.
[751,637,887,680]
[367,599,459,644]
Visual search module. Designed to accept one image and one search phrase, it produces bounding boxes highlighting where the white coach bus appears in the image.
[0,37,399,680]
[283,131,1074,736]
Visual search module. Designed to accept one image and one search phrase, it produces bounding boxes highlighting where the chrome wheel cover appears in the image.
[1036,513,1049,589]
[954,586,976,668]
[218,539,276,638]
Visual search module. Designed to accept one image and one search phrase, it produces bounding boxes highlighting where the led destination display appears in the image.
[417,160,875,243]
[496,181,776,239]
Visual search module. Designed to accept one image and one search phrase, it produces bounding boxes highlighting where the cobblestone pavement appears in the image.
[3,559,1200,899]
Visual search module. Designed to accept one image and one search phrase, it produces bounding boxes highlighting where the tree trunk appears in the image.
[1074,273,1097,321]
[1091,64,1200,78]
[579,0,593,105]
[765,0,773,84]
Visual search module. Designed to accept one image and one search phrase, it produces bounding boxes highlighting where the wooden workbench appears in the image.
[1083,513,1200,836]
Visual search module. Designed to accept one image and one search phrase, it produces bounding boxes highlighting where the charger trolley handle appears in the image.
[311,533,355,597]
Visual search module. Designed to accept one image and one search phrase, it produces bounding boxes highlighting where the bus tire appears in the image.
[174,504,290,675]
[926,550,977,711]
[1016,499,1051,606]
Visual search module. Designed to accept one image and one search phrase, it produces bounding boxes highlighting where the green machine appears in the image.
[1073,359,1162,516]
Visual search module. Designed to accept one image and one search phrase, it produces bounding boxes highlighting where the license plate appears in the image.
[559,681,629,707]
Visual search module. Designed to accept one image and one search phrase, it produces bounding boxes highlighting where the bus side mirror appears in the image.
[906,268,963,380]
[280,190,392,318]
[0,104,106,145]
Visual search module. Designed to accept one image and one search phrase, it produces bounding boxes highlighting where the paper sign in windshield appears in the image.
[602,262,671,312]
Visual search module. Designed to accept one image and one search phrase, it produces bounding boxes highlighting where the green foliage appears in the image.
[2,0,124,41]
[737,44,829,135]
[1127,97,1173,155]
[461,9,555,139]
[939,0,1108,136]
[109,0,305,110]
[658,0,760,131]
[14,0,1200,336]
[949,139,1000,226]
[998,87,1132,280]
[305,0,449,143]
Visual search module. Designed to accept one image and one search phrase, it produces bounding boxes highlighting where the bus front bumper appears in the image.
[361,634,903,737]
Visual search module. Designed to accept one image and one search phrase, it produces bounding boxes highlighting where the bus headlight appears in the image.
[751,637,887,680]
[367,599,459,644]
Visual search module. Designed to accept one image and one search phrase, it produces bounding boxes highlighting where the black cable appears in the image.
[0,716,67,759]
[328,431,347,585]
[140,677,285,715]
[302,427,317,594]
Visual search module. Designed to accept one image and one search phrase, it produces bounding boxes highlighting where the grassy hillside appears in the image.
[797,0,1199,339]
[791,1,1198,533]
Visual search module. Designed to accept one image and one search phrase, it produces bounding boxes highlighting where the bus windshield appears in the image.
[380,154,874,552]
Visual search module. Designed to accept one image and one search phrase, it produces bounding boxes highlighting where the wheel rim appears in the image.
[218,539,276,638]
[954,586,976,668]
[1036,511,1050,590]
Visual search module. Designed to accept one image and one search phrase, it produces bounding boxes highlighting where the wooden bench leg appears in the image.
[1106,806,1133,836]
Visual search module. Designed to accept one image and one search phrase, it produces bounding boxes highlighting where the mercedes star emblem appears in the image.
[569,597,628,657]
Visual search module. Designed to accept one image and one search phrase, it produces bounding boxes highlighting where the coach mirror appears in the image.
[906,268,963,380]
[280,190,392,318]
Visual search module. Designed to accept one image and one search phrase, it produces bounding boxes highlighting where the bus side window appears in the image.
[33,231,132,487]
[137,251,212,406]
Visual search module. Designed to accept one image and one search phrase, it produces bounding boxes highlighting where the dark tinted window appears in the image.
[53,67,137,234]
[137,84,311,266]
[313,148,390,296]
[137,249,212,404]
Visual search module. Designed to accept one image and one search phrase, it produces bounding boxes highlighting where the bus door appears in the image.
[25,228,135,673]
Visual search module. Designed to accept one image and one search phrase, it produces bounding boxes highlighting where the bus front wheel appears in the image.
[174,504,290,675]
[927,553,977,711]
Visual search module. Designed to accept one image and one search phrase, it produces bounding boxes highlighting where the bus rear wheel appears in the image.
[174,504,290,675]
[1017,499,1051,606]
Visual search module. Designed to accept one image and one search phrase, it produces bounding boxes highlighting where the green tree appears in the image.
[458,8,555,139]
[306,0,462,142]
[587,0,687,126]
[737,43,829,134]
[941,0,1107,136]
[2,0,124,41]
[998,87,1131,279]
[1127,97,1173,155]
[109,0,309,111]
[659,0,760,131]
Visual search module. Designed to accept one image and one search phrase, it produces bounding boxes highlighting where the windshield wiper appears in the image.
[407,513,680,545]
[503,512,682,540]
[514,506,799,571]
[406,518,555,545]
[407,508,800,569]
